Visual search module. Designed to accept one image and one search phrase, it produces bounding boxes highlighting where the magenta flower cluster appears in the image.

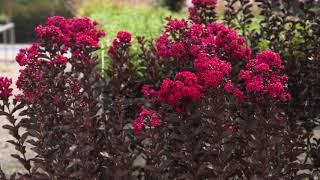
[157,21,250,62]
[157,71,202,112]
[108,31,132,55]
[192,0,217,7]
[134,15,290,134]
[16,16,105,68]
[35,16,105,51]
[15,16,105,104]
[240,50,291,101]
[0,77,13,101]
[133,107,161,135]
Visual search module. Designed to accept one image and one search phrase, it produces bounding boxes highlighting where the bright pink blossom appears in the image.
[133,117,145,135]
[117,31,132,43]
[55,55,68,65]
[192,0,217,7]
[108,31,132,55]
[151,116,161,127]
[194,53,231,88]
[0,77,13,100]
[156,19,251,64]
[157,72,202,111]
[224,81,233,93]
[132,107,161,135]
[215,27,251,61]
[15,16,104,103]
[240,50,291,101]
[35,16,105,51]
[233,88,244,103]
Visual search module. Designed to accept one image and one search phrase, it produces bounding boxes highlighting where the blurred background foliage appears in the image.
[79,0,185,41]
[0,0,72,43]
[0,0,186,43]
[0,0,264,43]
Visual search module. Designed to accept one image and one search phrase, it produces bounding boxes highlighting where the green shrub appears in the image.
[79,2,185,42]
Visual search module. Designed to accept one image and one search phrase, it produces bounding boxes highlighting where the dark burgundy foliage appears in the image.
[0,0,319,179]
[222,0,320,170]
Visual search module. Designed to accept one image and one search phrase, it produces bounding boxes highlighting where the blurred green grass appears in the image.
[79,1,186,42]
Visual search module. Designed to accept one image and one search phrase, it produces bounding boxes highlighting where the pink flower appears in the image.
[174,71,199,86]
[158,72,202,111]
[16,44,39,66]
[0,77,13,100]
[255,50,283,69]
[207,23,228,35]
[133,117,145,135]
[166,19,188,32]
[194,54,231,89]
[55,55,68,65]
[241,50,291,101]
[192,0,217,7]
[224,81,233,93]
[139,107,154,117]
[16,49,28,66]
[254,63,270,72]
[117,31,131,43]
[132,107,161,135]
[35,16,105,55]
[233,88,244,103]
[14,16,105,105]
[215,27,251,61]
[108,31,132,56]
[151,116,161,127]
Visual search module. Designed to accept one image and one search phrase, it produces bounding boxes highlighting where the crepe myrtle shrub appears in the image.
[131,10,317,179]
[217,0,320,168]
[0,1,318,180]
[0,16,143,179]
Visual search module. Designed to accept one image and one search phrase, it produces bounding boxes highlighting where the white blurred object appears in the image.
[186,0,193,8]
[0,22,15,61]
[0,44,29,62]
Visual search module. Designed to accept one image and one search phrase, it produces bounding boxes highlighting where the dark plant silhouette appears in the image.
[0,0,319,179]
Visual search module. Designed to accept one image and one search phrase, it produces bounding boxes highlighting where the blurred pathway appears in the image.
[0,62,25,175]
[0,44,29,62]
